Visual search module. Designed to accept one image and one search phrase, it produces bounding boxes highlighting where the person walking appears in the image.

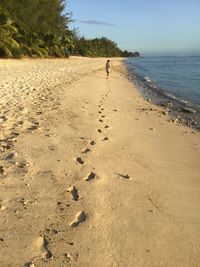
[106,60,111,79]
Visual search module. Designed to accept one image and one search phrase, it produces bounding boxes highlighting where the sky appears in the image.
[66,0,200,56]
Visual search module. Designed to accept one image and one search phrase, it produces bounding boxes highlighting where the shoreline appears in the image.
[124,61,200,132]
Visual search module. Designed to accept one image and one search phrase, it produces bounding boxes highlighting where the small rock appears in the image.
[181,107,196,114]
[4,152,18,162]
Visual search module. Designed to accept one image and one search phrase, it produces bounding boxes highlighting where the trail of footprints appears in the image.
[31,87,131,265]
[69,87,123,222]
[65,89,113,250]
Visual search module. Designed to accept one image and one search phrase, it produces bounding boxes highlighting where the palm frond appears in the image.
[31,47,44,58]
[0,40,12,57]
[3,37,20,49]
[1,24,18,34]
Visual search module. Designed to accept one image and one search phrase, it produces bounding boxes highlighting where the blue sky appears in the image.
[66,0,200,56]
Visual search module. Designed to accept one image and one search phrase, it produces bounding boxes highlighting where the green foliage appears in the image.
[0,0,69,36]
[0,2,73,58]
[73,36,122,57]
[0,7,22,58]
[0,2,139,59]
[0,40,12,57]
[71,29,139,58]
[121,50,140,57]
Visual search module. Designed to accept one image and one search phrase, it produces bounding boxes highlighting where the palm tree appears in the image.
[43,33,64,57]
[0,8,21,58]
[60,32,74,56]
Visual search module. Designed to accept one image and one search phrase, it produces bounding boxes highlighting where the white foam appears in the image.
[144,76,152,83]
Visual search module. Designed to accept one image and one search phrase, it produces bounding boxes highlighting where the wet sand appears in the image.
[0,57,200,267]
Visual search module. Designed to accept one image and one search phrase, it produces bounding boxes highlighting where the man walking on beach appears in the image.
[106,60,111,79]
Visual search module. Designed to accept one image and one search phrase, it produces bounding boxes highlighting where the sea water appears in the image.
[127,56,200,106]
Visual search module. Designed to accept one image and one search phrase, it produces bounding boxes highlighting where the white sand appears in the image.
[0,57,200,267]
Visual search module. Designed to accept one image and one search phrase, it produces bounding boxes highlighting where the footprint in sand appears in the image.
[102,137,109,141]
[36,235,52,260]
[75,157,84,165]
[98,111,102,114]
[24,262,35,267]
[89,140,96,146]
[27,121,39,131]
[97,129,102,133]
[67,185,79,201]
[116,173,131,180]
[113,109,117,112]
[84,172,96,181]
[70,211,86,227]
[99,119,103,123]
[101,115,105,118]
[81,148,91,154]
[104,125,110,129]
[0,166,4,174]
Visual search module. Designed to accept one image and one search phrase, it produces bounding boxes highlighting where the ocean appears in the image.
[127,56,200,107]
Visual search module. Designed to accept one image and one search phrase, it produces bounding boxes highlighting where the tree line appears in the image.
[0,1,139,58]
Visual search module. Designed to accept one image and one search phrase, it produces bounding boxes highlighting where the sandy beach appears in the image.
[0,57,200,267]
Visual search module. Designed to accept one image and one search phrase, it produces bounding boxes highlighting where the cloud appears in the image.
[80,20,115,26]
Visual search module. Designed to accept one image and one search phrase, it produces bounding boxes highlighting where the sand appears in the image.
[0,57,200,267]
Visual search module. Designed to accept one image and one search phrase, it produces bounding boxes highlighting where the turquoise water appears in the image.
[127,56,200,106]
